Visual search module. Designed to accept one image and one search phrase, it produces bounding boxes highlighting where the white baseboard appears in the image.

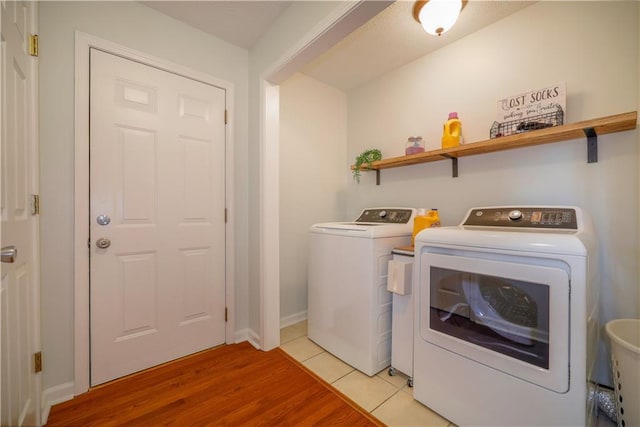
[233,327,250,344]
[235,314,306,350]
[280,310,307,329]
[247,328,261,349]
[234,327,262,350]
[41,381,75,425]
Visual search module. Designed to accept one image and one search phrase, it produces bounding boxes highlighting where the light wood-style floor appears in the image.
[46,342,383,426]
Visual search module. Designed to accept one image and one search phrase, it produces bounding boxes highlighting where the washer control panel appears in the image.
[355,208,414,224]
[463,207,577,229]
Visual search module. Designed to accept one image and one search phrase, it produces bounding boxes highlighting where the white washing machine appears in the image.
[413,206,599,426]
[308,207,416,376]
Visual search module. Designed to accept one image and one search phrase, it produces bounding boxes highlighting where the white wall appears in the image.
[346,1,638,385]
[39,1,249,391]
[279,73,348,324]
[247,1,370,339]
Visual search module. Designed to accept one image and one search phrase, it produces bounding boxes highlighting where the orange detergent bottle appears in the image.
[442,112,462,149]
[412,208,441,245]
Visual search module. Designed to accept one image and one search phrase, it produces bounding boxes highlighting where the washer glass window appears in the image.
[430,267,550,369]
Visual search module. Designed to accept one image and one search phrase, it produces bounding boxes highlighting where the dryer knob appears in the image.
[508,210,523,221]
[379,210,387,218]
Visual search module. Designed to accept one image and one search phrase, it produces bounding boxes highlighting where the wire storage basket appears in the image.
[605,319,640,427]
[490,106,564,139]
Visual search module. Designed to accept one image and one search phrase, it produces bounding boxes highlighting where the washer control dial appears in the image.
[379,210,387,218]
[508,210,523,221]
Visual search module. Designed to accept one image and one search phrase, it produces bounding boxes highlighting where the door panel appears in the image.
[90,49,226,386]
[1,1,40,425]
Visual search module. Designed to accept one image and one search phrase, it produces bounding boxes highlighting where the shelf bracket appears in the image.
[442,155,458,178]
[376,169,380,185]
[584,127,598,163]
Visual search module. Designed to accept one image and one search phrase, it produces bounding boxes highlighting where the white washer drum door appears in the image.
[419,252,570,393]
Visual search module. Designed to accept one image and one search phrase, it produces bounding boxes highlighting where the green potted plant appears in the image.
[352,149,382,183]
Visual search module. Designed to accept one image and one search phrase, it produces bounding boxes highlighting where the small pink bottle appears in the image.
[405,136,425,155]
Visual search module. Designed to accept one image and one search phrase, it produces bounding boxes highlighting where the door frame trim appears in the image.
[258,0,393,350]
[73,31,235,395]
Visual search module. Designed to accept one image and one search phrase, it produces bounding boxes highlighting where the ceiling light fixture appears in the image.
[412,0,467,37]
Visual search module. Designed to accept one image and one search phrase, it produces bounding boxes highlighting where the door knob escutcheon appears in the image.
[96,238,111,249]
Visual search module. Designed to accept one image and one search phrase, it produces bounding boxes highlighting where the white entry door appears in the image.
[0,1,41,425]
[89,49,227,386]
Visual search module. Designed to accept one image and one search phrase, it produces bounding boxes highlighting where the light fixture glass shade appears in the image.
[417,0,463,36]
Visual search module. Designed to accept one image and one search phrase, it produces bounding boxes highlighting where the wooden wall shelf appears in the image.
[352,111,637,184]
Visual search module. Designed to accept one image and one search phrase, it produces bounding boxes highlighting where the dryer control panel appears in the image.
[355,208,414,224]
[463,207,577,229]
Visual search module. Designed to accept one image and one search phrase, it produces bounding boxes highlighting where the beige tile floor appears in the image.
[280,321,618,427]
[280,321,453,427]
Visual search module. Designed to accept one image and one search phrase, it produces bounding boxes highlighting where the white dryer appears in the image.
[308,208,416,376]
[413,206,599,426]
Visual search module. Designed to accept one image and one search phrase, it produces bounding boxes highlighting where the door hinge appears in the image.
[34,351,42,373]
[29,34,38,57]
[31,194,40,215]
[224,109,228,125]
[225,307,228,322]
[224,208,228,223]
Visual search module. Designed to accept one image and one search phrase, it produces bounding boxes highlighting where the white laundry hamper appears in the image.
[605,319,640,427]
